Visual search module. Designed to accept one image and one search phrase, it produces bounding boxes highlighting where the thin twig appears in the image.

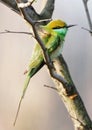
[0,30,34,37]
[81,27,92,34]
[82,0,92,32]
[44,84,57,91]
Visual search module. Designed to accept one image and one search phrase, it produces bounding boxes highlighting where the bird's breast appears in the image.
[51,41,64,60]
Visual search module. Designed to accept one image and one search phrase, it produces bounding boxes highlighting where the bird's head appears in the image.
[46,19,75,37]
[46,19,67,37]
[46,19,67,29]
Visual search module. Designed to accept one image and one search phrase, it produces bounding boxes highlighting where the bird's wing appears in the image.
[28,43,45,78]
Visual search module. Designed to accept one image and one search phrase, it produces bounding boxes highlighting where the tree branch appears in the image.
[82,0,92,34]
[53,55,92,130]
[40,0,55,19]
[0,29,33,36]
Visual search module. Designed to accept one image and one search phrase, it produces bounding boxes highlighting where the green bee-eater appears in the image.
[14,19,75,125]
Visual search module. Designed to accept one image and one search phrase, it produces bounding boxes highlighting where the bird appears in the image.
[14,19,75,125]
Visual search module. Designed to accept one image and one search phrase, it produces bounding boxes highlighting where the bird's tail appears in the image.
[13,74,31,126]
[13,61,45,126]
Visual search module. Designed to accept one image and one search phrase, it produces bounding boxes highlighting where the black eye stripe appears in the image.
[52,26,66,29]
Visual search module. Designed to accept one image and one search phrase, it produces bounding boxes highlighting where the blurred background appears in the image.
[0,0,92,130]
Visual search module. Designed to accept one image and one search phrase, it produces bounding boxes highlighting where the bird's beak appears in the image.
[66,25,77,28]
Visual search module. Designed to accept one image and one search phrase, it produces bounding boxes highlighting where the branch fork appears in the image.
[17,0,35,8]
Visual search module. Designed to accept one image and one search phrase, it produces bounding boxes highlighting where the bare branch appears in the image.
[40,0,55,19]
[44,84,57,91]
[0,29,34,36]
[82,0,92,33]
[81,27,92,34]
[53,55,92,130]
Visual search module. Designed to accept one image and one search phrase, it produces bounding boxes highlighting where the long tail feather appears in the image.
[13,61,45,126]
[13,75,30,126]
